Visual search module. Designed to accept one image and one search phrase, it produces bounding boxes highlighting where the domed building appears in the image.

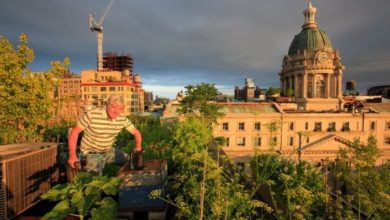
[280,2,345,111]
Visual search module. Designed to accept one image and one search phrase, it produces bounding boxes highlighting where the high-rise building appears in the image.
[81,53,144,115]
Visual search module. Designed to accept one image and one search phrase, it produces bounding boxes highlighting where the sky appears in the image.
[1,0,390,98]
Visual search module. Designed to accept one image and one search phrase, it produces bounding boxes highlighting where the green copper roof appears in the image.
[288,28,333,55]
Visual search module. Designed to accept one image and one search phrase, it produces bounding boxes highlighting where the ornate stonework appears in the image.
[280,3,345,111]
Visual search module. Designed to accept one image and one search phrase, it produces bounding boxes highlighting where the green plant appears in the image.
[251,153,327,219]
[286,88,294,97]
[41,172,122,220]
[332,136,390,219]
[114,115,174,161]
[0,34,69,144]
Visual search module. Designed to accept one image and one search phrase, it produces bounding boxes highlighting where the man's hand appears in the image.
[67,155,79,168]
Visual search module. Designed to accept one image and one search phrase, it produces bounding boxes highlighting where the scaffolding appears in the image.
[103,52,133,72]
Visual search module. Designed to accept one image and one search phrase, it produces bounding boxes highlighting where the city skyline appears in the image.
[1,0,390,98]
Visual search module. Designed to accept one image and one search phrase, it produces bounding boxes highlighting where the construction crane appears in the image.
[89,0,115,71]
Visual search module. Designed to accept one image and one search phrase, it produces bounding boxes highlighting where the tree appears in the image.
[167,116,266,219]
[0,34,69,144]
[286,88,294,97]
[178,83,224,125]
[251,153,327,219]
[263,120,281,150]
[332,135,390,219]
[266,87,281,97]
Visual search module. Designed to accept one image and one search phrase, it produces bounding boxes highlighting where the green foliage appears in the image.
[165,116,267,219]
[178,83,224,124]
[332,135,390,219]
[251,153,327,219]
[44,119,73,142]
[0,34,69,144]
[41,172,122,220]
[266,87,281,96]
[286,88,294,97]
[264,120,281,150]
[114,115,174,160]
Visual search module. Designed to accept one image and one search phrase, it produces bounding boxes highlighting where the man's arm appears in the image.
[127,127,142,152]
[67,125,84,168]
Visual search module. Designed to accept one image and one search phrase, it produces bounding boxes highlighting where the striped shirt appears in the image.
[77,108,135,154]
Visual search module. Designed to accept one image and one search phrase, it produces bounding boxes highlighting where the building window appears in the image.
[370,121,376,131]
[238,122,245,131]
[100,87,107,92]
[101,94,107,99]
[92,94,98,99]
[225,138,230,147]
[237,137,246,147]
[289,122,295,131]
[305,122,309,130]
[386,122,390,130]
[254,122,261,131]
[271,137,277,146]
[254,137,262,147]
[222,123,229,131]
[289,137,294,146]
[385,136,390,145]
[328,122,336,132]
[109,87,116,91]
[306,137,310,143]
[92,87,98,92]
[314,122,322,132]
[342,122,350,132]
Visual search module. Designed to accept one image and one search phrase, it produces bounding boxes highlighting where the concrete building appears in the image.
[80,53,145,115]
[57,73,81,99]
[144,91,154,112]
[234,78,263,101]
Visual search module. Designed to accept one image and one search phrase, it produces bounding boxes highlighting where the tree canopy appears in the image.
[0,34,69,144]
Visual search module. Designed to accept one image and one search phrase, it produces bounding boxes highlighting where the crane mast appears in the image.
[89,0,115,71]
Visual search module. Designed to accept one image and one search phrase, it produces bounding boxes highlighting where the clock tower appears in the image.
[279,2,345,111]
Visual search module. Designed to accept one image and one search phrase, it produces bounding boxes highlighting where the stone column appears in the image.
[337,74,343,98]
[327,73,331,98]
[303,72,307,98]
[294,74,299,97]
[312,74,317,98]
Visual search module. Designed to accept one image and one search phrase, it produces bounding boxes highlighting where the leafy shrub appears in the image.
[41,172,122,220]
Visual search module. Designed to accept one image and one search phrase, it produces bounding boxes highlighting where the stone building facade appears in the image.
[213,102,390,165]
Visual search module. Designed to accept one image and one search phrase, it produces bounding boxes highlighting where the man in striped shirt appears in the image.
[67,95,142,175]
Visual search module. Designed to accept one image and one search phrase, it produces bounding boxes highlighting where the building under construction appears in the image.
[103,52,133,72]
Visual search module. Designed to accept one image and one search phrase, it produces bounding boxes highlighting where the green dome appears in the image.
[288,29,333,55]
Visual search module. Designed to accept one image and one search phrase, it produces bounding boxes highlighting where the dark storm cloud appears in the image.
[1,0,389,97]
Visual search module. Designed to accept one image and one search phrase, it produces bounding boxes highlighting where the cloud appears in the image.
[1,0,389,97]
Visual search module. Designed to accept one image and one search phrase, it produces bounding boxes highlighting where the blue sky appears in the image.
[1,0,390,98]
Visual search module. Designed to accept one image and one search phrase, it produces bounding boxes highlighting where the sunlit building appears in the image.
[80,53,145,115]
[163,2,390,165]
